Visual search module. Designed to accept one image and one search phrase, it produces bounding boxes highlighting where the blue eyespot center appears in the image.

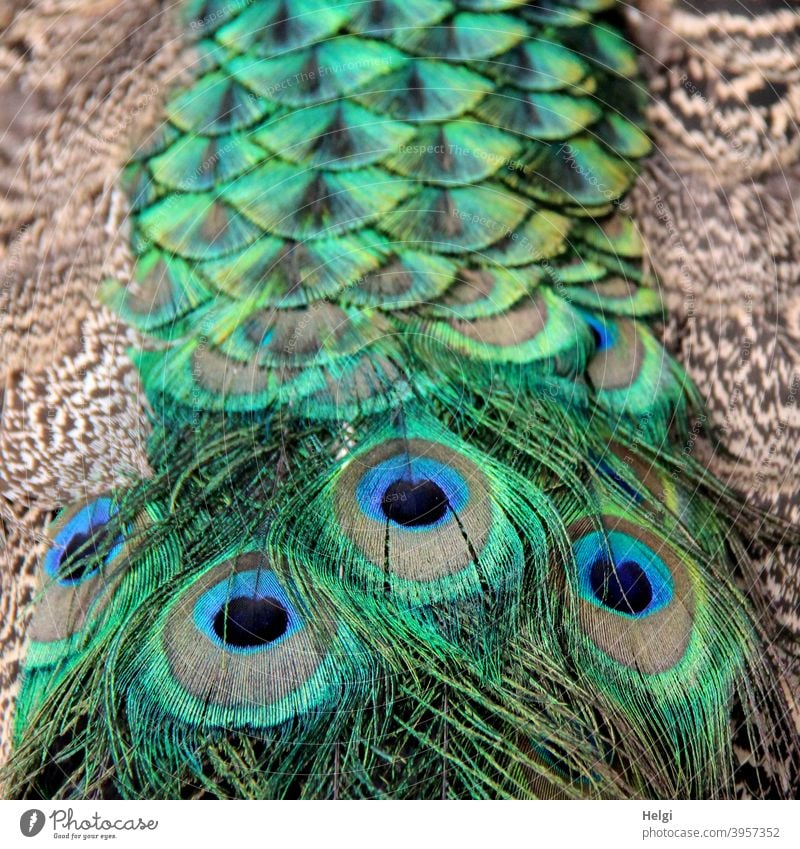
[574,530,673,618]
[194,569,302,654]
[357,454,468,530]
[380,477,450,527]
[583,314,615,351]
[44,498,124,585]
[213,596,289,648]
[589,557,652,615]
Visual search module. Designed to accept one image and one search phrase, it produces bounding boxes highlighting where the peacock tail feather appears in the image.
[3,0,798,799]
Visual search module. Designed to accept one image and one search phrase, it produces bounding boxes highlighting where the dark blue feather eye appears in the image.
[194,569,302,654]
[582,313,616,351]
[574,530,673,618]
[356,455,468,531]
[380,477,450,526]
[589,556,652,614]
[213,596,290,647]
[44,498,124,585]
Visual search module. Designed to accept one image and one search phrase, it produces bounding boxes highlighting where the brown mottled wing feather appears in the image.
[0,0,200,510]
[0,0,192,775]
[627,0,800,794]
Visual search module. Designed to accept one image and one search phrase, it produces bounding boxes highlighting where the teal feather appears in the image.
[199,232,390,306]
[138,194,263,259]
[165,71,274,135]
[5,0,798,801]
[474,39,590,92]
[149,133,267,192]
[252,102,416,170]
[389,12,528,60]
[216,0,352,55]
[353,60,494,121]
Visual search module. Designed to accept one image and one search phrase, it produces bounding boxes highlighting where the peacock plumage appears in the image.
[627,0,800,715]
[1,0,799,799]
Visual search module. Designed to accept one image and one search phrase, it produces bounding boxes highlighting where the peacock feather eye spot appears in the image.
[213,596,290,648]
[194,568,303,654]
[573,529,673,619]
[45,498,124,586]
[380,478,450,527]
[353,448,469,532]
[588,556,653,615]
[57,525,117,582]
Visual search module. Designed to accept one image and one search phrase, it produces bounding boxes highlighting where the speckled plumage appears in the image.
[0,0,200,510]
[627,0,800,711]
[0,0,183,776]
